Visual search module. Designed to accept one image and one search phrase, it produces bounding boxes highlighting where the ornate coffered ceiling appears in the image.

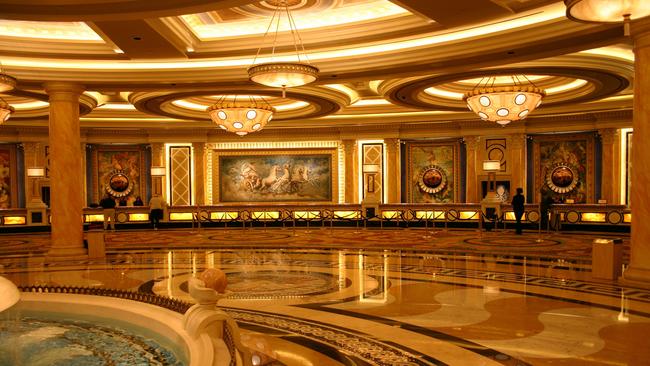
[0,0,636,136]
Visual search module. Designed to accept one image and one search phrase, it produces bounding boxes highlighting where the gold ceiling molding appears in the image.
[0,0,244,22]
[128,85,351,123]
[382,65,630,114]
[0,6,620,87]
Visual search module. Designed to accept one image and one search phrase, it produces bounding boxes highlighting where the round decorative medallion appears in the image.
[417,165,447,194]
[105,170,133,198]
[607,211,623,225]
[566,210,580,224]
[546,163,578,194]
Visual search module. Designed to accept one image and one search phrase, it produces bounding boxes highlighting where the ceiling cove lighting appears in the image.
[247,0,319,97]
[464,75,545,127]
[207,96,275,136]
[565,0,650,35]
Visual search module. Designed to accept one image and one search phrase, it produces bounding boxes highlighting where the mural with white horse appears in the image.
[218,154,332,202]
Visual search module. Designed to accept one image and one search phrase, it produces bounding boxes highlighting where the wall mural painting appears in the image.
[93,147,145,204]
[406,143,458,203]
[216,152,334,203]
[0,148,12,209]
[535,135,594,204]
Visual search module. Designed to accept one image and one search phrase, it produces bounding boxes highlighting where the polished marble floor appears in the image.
[0,228,646,366]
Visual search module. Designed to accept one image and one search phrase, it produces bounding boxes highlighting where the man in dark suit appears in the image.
[512,187,525,235]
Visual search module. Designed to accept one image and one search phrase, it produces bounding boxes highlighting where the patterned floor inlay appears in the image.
[1,228,645,366]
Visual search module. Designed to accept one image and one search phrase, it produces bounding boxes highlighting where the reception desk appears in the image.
[0,203,630,231]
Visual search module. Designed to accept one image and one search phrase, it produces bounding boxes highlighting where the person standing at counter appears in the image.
[149,194,166,230]
[99,194,116,230]
[511,188,525,235]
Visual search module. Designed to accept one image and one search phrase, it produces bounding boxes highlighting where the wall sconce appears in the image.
[150,166,166,176]
[483,160,500,198]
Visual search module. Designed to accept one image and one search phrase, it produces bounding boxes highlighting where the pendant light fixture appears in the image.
[247,0,319,97]
[565,0,650,35]
[207,96,275,136]
[464,75,545,127]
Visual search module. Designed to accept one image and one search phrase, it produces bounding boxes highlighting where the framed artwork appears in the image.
[92,145,146,205]
[405,141,459,203]
[0,145,17,209]
[212,149,338,203]
[532,133,595,203]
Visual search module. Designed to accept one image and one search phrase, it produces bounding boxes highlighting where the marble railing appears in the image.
[0,203,630,229]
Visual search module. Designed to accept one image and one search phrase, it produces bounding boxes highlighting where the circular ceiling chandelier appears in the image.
[247,0,319,97]
[464,76,545,126]
[565,0,650,35]
[0,73,16,93]
[207,96,275,136]
[0,98,15,125]
[0,65,16,124]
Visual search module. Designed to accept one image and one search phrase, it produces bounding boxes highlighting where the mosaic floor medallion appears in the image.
[219,270,344,298]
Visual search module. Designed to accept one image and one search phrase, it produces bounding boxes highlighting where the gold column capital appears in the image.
[384,138,400,152]
[43,82,85,102]
[464,136,480,150]
[341,139,357,150]
[508,134,527,149]
[599,128,620,145]
[632,17,650,49]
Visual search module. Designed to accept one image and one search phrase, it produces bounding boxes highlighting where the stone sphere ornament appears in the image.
[199,268,228,294]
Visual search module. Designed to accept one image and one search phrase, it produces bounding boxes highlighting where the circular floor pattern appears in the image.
[207,232,293,242]
[181,270,345,299]
[463,237,562,248]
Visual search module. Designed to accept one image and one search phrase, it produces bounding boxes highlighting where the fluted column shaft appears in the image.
[599,129,621,204]
[625,20,650,283]
[342,140,358,204]
[385,138,400,203]
[193,142,206,205]
[44,82,86,257]
[465,136,479,203]
[509,134,526,195]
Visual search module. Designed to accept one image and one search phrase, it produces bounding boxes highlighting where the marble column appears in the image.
[193,142,206,206]
[625,20,650,283]
[384,138,401,203]
[44,82,86,257]
[599,129,621,204]
[509,134,527,195]
[342,140,358,204]
[465,136,480,203]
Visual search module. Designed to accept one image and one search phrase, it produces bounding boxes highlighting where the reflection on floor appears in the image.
[0,228,646,366]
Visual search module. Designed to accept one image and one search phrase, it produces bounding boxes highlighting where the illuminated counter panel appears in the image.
[334,210,360,219]
[211,212,239,220]
[504,211,516,221]
[170,212,194,221]
[129,213,149,222]
[415,211,445,220]
[3,216,26,225]
[251,211,280,220]
[381,210,402,219]
[581,213,606,223]
[624,213,631,223]
[85,214,104,223]
[294,211,321,219]
[459,211,479,220]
